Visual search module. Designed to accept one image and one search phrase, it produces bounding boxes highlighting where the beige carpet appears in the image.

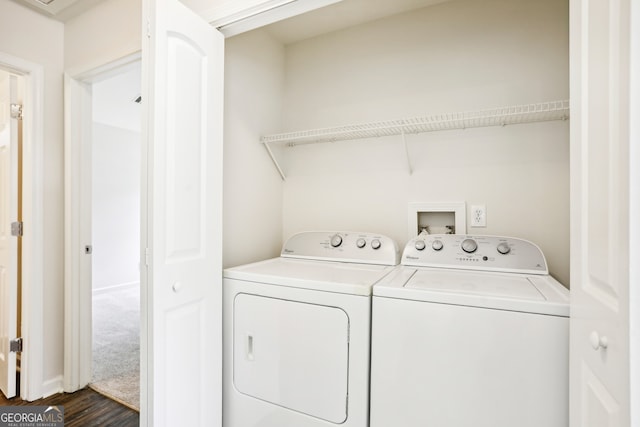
[91,285,140,411]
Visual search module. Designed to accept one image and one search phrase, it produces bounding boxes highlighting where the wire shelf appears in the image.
[261,100,569,146]
[261,100,570,180]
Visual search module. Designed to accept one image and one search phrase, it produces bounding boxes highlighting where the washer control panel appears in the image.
[404,234,548,274]
[281,231,400,266]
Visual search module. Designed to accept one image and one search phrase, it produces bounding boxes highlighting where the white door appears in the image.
[569,0,632,425]
[0,72,19,399]
[141,0,224,425]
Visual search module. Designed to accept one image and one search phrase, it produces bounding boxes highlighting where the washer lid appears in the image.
[224,257,395,296]
[374,267,569,316]
[406,270,545,300]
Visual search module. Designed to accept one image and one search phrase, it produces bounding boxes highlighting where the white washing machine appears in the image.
[223,231,400,427]
[370,234,569,427]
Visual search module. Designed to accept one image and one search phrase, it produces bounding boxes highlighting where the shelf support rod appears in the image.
[401,129,413,175]
[263,141,286,181]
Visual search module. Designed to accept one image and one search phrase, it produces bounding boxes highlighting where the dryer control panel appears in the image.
[403,233,548,274]
[281,231,400,266]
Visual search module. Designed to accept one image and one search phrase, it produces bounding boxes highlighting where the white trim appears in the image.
[63,52,142,394]
[63,73,93,392]
[41,375,64,399]
[0,51,45,402]
[65,54,142,84]
[208,0,341,37]
[629,1,639,423]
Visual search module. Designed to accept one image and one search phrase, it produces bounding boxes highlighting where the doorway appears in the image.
[87,62,141,410]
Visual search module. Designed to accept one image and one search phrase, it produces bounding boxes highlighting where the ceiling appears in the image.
[263,0,451,44]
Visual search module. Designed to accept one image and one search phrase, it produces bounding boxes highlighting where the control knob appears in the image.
[497,242,511,255]
[356,238,366,248]
[371,239,381,250]
[432,240,444,251]
[330,234,343,248]
[461,238,478,253]
[415,240,426,251]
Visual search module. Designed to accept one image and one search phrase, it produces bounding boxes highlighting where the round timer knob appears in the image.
[356,238,366,248]
[415,240,426,251]
[497,242,511,255]
[330,234,343,247]
[461,238,478,253]
[371,239,381,250]
[432,240,444,251]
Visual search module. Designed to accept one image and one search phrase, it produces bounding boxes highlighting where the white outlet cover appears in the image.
[471,204,486,227]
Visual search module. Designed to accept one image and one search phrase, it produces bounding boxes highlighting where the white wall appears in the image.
[277,0,570,285]
[223,29,286,268]
[91,63,141,292]
[0,0,65,395]
[64,0,141,72]
[91,123,141,291]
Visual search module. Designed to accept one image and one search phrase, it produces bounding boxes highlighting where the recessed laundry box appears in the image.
[223,231,399,427]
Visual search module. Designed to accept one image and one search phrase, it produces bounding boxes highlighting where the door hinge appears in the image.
[10,338,22,353]
[10,104,23,120]
[11,221,23,237]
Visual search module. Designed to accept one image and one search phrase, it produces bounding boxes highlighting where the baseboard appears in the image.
[93,281,139,296]
[42,375,64,398]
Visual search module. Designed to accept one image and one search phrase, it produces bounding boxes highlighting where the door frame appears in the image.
[63,52,142,393]
[0,52,45,401]
[630,0,640,419]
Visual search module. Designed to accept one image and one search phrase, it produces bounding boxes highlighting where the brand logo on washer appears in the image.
[405,256,419,260]
[283,249,294,253]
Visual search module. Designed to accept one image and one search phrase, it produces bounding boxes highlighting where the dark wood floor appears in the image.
[0,387,139,426]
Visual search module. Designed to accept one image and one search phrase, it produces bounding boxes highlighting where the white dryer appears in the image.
[223,231,399,427]
[370,234,569,427]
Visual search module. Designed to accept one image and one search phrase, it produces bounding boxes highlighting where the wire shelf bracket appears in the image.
[261,100,569,180]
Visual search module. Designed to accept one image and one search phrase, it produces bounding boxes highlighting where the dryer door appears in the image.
[233,293,349,423]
